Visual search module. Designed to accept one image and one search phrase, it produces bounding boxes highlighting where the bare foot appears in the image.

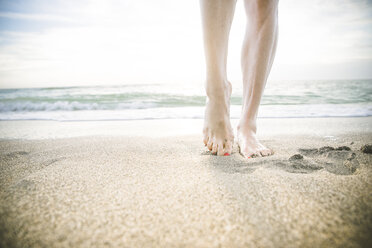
[237,122,273,158]
[203,81,234,156]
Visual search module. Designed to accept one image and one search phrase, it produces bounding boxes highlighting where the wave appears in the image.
[0,104,371,121]
[1,99,371,113]
[0,80,371,120]
[0,101,160,112]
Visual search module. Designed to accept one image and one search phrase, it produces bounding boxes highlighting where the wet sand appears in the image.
[0,118,372,247]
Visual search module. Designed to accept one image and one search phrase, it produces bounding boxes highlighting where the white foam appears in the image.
[0,104,371,121]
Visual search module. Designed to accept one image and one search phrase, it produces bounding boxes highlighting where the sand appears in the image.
[0,117,372,248]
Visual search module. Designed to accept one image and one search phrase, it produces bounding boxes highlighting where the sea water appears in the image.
[0,80,371,121]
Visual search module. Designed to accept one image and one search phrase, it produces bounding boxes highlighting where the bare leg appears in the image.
[200,0,236,156]
[238,0,278,158]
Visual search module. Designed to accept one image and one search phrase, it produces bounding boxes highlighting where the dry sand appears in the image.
[0,118,372,248]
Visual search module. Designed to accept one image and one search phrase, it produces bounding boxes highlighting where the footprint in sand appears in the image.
[203,145,366,176]
[275,153,324,174]
[297,146,359,175]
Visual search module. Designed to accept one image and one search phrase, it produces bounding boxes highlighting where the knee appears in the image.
[246,0,278,22]
[250,0,278,11]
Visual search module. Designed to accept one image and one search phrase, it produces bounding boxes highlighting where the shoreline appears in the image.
[0,117,371,140]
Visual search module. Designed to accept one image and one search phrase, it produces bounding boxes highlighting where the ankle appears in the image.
[238,118,257,134]
[205,78,231,98]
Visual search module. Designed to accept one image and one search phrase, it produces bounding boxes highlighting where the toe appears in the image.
[203,137,208,146]
[245,148,262,158]
[241,149,253,159]
[260,148,273,156]
[212,143,218,154]
[217,142,225,156]
[224,141,232,155]
[207,139,213,151]
[203,129,208,144]
[253,151,262,158]
[243,153,253,159]
[259,150,267,156]
[260,149,269,156]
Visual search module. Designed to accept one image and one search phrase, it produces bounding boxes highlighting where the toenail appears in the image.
[224,153,230,156]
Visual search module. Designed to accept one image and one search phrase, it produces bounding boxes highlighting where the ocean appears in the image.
[0,80,371,121]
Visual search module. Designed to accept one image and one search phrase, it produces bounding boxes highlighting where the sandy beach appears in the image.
[0,117,371,247]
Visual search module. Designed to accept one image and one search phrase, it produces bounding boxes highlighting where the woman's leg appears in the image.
[238,0,278,158]
[200,0,237,156]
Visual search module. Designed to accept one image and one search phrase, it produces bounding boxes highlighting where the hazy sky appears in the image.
[0,0,371,88]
